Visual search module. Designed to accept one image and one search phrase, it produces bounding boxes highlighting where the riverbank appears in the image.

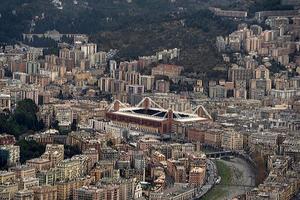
[201,157,256,200]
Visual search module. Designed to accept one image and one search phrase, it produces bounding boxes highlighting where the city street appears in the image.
[194,158,218,199]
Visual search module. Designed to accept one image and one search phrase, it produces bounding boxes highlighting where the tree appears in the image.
[38,119,45,130]
[0,112,10,133]
[64,145,81,159]
[12,99,40,132]
[16,139,45,164]
[0,149,9,170]
[51,120,59,130]
[71,119,77,131]
[249,0,293,14]
[4,69,12,77]
[57,90,64,100]
[15,99,38,114]
[0,99,42,139]
[106,139,114,147]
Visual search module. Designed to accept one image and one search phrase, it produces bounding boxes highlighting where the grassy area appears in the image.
[201,160,232,200]
[216,160,232,185]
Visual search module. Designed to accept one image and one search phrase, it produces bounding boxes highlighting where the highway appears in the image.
[193,158,218,199]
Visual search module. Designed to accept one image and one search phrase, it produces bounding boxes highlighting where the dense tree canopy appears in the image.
[16,139,45,163]
[64,145,81,159]
[0,149,9,170]
[249,0,293,13]
[0,99,44,139]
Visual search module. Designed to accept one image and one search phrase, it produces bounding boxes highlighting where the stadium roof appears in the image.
[107,97,212,122]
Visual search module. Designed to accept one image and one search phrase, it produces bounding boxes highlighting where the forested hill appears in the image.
[0,0,294,77]
[0,0,291,43]
[0,0,213,43]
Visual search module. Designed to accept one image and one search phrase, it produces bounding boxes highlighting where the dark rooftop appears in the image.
[124,108,190,119]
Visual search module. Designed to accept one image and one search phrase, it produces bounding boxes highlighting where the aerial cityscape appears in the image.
[0,0,300,200]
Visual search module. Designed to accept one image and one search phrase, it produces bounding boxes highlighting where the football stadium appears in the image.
[106,97,212,134]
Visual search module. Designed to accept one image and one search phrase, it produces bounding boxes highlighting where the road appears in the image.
[163,158,218,199]
[194,159,218,199]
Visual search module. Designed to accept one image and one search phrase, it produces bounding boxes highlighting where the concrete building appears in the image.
[216,36,226,52]
[18,177,39,190]
[204,129,222,148]
[14,190,34,200]
[27,158,51,172]
[189,167,206,186]
[228,65,253,82]
[248,132,279,156]
[26,61,40,75]
[83,148,99,167]
[126,85,144,95]
[210,7,248,18]
[221,130,244,150]
[155,80,170,93]
[151,64,183,78]
[80,43,97,59]
[11,165,36,180]
[209,85,226,98]
[56,177,92,200]
[0,94,11,111]
[246,36,262,52]
[0,171,16,184]
[41,144,64,168]
[0,134,15,145]
[73,186,107,200]
[32,185,58,200]
[0,145,20,166]
[139,75,155,91]
[57,159,82,181]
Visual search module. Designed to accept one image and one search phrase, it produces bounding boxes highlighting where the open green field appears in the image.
[201,160,232,200]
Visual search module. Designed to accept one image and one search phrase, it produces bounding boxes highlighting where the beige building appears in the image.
[32,185,57,200]
[27,158,52,172]
[83,148,99,167]
[57,159,82,181]
[36,168,61,186]
[0,171,16,186]
[14,189,34,200]
[222,130,244,150]
[204,129,222,148]
[11,165,36,180]
[189,167,206,186]
[56,177,93,200]
[41,144,64,167]
[248,132,279,156]
[139,75,154,91]
[151,64,183,78]
[0,183,19,200]
[18,177,39,190]
[137,138,161,151]
[152,151,166,162]
[0,93,11,111]
[73,186,107,200]
[245,36,262,53]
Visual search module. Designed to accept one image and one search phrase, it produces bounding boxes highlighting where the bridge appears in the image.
[205,150,233,158]
[205,150,257,169]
